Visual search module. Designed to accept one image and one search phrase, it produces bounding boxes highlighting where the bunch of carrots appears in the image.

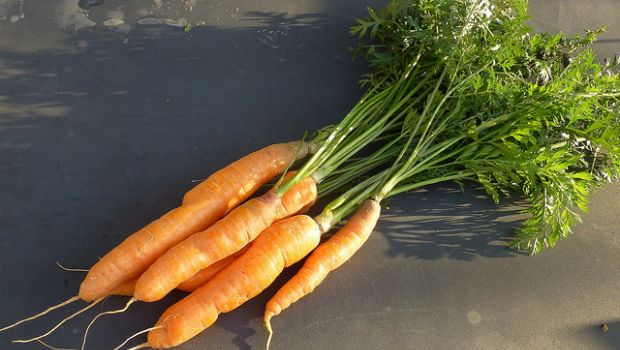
[3,0,620,349]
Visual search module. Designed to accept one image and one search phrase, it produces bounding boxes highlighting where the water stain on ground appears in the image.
[0,0,24,21]
[78,0,104,10]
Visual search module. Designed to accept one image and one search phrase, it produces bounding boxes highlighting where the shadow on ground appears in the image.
[377,183,530,261]
[566,320,620,349]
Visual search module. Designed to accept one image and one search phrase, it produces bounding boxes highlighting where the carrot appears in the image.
[109,280,137,297]
[80,247,250,350]
[134,175,318,302]
[66,177,310,349]
[82,173,314,348]
[264,199,381,346]
[95,195,312,347]
[100,174,302,297]
[104,245,249,297]
[176,244,250,292]
[25,171,314,348]
[79,141,308,302]
[182,141,308,205]
[80,247,248,350]
[143,215,321,349]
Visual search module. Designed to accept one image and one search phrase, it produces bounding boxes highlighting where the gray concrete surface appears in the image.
[0,1,619,349]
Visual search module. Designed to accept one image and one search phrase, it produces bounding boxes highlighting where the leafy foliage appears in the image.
[348,0,620,254]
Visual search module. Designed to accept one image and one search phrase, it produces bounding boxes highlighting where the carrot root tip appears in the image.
[265,316,274,350]
[36,339,77,350]
[113,326,162,350]
[126,342,150,350]
[56,261,89,272]
[0,295,80,333]
[12,297,104,344]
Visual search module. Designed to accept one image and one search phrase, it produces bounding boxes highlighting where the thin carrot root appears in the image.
[265,315,274,350]
[126,343,150,350]
[36,339,76,350]
[56,261,89,272]
[113,327,163,350]
[0,295,80,332]
[12,297,105,344]
[81,298,136,350]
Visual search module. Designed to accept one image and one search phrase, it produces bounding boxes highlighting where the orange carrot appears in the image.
[109,280,137,297]
[264,199,381,341]
[76,244,251,350]
[134,176,318,302]
[107,244,247,297]
[182,142,307,205]
[79,141,308,302]
[145,215,321,349]
[106,173,300,297]
[176,244,250,292]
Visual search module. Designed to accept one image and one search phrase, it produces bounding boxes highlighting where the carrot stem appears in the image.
[318,136,402,197]
[276,82,400,195]
[390,171,476,197]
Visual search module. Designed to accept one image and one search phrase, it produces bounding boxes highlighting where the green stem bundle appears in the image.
[303,0,620,254]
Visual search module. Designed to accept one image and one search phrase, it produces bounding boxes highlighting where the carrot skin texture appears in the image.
[108,246,248,296]
[80,204,213,301]
[278,177,318,217]
[183,141,308,205]
[79,141,307,302]
[265,199,381,321]
[109,280,136,296]
[176,244,250,293]
[134,176,318,302]
[147,215,321,349]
